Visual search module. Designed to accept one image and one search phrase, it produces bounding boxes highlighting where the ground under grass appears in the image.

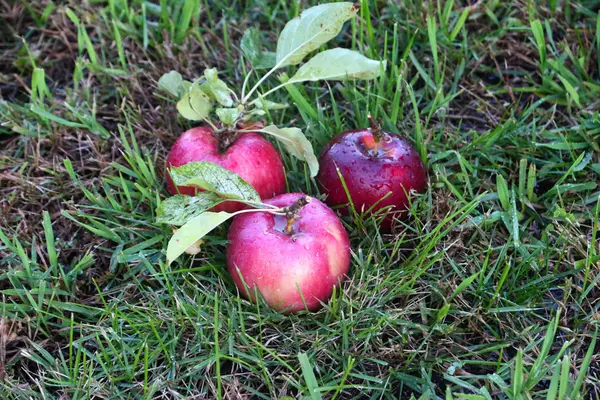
[1,0,599,398]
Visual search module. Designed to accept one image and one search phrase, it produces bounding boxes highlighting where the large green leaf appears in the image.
[156,193,224,226]
[166,212,233,264]
[275,2,358,67]
[288,48,385,84]
[259,125,319,177]
[168,161,260,202]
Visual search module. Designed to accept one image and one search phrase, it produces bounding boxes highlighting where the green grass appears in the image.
[1,0,599,398]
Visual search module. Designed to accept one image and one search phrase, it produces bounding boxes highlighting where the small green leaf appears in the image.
[258,125,318,177]
[552,206,577,223]
[244,109,266,119]
[276,2,359,67]
[255,99,288,110]
[216,107,241,126]
[158,71,186,97]
[241,28,261,61]
[168,161,260,202]
[156,193,224,226]
[180,80,192,94]
[176,83,212,121]
[167,212,233,264]
[288,48,385,84]
[200,68,234,107]
[241,28,276,69]
[204,68,218,82]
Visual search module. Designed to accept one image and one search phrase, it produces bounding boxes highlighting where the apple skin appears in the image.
[317,128,427,230]
[226,193,351,313]
[166,126,286,213]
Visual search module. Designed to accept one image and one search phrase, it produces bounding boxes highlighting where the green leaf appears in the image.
[200,68,234,107]
[168,161,260,202]
[241,28,261,60]
[158,70,190,97]
[216,107,242,126]
[258,125,318,177]
[255,99,288,110]
[276,2,359,67]
[288,48,385,84]
[167,212,233,264]
[241,28,276,69]
[176,83,212,121]
[156,193,224,226]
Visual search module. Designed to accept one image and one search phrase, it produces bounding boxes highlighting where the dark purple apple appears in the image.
[226,193,350,312]
[317,118,427,230]
[166,126,286,213]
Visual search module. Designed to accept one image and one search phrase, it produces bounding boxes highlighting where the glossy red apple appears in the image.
[166,126,286,212]
[317,118,427,230]
[226,193,350,312]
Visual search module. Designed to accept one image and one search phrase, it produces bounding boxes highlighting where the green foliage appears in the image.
[156,193,223,226]
[168,161,260,203]
[287,48,385,83]
[256,125,319,178]
[1,0,599,399]
[275,2,358,67]
[156,2,385,179]
[241,27,276,69]
[166,211,233,264]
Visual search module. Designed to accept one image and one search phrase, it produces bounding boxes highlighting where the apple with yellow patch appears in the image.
[226,193,350,312]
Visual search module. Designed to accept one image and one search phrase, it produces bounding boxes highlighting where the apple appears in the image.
[226,193,351,312]
[317,117,427,230]
[166,126,286,212]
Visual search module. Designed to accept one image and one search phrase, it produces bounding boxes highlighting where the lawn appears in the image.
[1,0,599,398]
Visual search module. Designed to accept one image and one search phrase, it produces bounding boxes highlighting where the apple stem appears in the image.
[283,196,312,235]
[368,114,385,144]
[217,130,239,154]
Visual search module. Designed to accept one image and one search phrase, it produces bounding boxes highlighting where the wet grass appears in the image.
[0,0,599,398]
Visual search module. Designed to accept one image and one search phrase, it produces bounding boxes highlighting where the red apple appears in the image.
[317,118,427,230]
[226,193,350,312]
[166,126,286,212]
